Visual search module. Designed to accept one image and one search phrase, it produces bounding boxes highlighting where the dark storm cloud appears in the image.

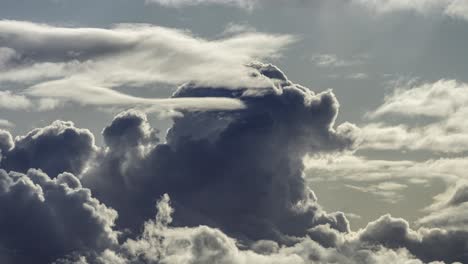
[0,121,96,177]
[82,62,358,243]
[0,169,117,264]
[359,214,468,263]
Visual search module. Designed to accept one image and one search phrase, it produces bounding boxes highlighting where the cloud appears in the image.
[65,194,453,264]
[0,169,118,264]
[0,20,295,113]
[358,214,468,263]
[345,182,408,203]
[0,119,14,128]
[310,54,366,68]
[26,78,246,113]
[0,120,97,177]
[347,72,369,80]
[2,62,466,263]
[0,91,31,110]
[305,153,467,184]
[0,129,13,162]
[355,0,468,20]
[358,80,468,153]
[145,0,258,9]
[81,63,358,242]
[417,182,468,230]
[368,80,468,119]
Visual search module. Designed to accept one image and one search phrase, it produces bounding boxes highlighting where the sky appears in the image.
[1,0,468,263]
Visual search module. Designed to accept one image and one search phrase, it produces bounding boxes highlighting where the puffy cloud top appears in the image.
[1,120,96,177]
[0,169,117,264]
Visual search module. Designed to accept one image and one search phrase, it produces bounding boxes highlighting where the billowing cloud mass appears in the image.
[0,121,97,177]
[62,194,468,264]
[82,62,358,242]
[0,169,118,264]
[0,20,294,113]
[1,62,468,264]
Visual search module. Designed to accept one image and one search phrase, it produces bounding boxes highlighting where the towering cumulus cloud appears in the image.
[1,63,467,263]
[83,62,357,242]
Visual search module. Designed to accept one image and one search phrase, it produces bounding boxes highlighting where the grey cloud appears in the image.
[2,60,463,263]
[73,194,432,264]
[0,130,13,162]
[359,214,468,263]
[0,169,118,264]
[82,63,358,243]
[1,120,96,177]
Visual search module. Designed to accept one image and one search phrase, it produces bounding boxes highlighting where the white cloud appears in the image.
[0,90,32,110]
[26,77,246,113]
[347,72,369,80]
[368,80,468,119]
[304,153,466,184]
[345,182,408,203]
[310,54,366,68]
[417,181,468,230]
[0,20,295,113]
[0,119,14,128]
[146,0,258,9]
[359,80,468,153]
[355,0,468,20]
